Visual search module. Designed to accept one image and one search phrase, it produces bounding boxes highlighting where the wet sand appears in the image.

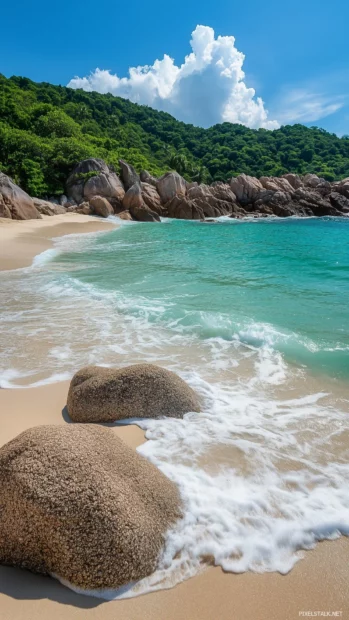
[0,216,348,619]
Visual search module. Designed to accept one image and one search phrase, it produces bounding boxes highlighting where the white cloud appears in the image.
[67,25,279,130]
[273,88,345,124]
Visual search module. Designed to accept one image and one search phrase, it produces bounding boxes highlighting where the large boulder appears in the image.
[337,178,349,199]
[281,173,303,190]
[129,204,161,222]
[33,198,66,216]
[122,183,144,210]
[140,170,158,187]
[329,192,349,212]
[66,159,125,207]
[118,210,133,221]
[141,182,163,215]
[0,173,41,220]
[0,425,181,590]
[157,172,186,204]
[89,195,113,218]
[119,160,140,191]
[230,174,264,206]
[67,363,201,423]
[259,177,295,193]
[303,173,324,188]
[165,196,204,220]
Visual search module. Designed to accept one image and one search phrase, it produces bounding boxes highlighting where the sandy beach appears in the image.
[0,215,348,620]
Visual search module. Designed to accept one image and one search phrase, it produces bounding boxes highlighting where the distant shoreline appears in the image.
[0,213,116,271]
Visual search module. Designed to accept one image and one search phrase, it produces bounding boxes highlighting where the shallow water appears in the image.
[1,216,349,598]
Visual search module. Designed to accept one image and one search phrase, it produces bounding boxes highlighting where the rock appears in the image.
[281,173,303,189]
[210,182,237,204]
[338,178,349,199]
[67,363,201,423]
[186,184,235,217]
[76,202,91,215]
[66,159,125,207]
[0,424,181,590]
[140,170,158,187]
[59,194,69,207]
[166,195,204,220]
[303,174,324,188]
[0,173,41,220]
[329,192,349,212]
[117,210,133,221]
[119,160,140,191]
[84,172,124,206]
[259,177,295,193]
[129,204,160,222]
[89,196,113,218]
[122,183,144,210]
[141,182,163,214]
[230,174,264,206]
[33,199,66,216]
[157,172,186,204]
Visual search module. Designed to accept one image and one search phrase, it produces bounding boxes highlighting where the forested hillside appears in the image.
[1,73,349,197]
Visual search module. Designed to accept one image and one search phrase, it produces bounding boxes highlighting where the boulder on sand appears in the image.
[67,363,201,423]
[0,173,41,220]
[89,195,113,218]
[0,424,181,590]
[156,172,186,204]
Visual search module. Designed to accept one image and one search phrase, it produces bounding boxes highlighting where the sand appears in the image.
[0,215,348,619]
[0,213,115,270]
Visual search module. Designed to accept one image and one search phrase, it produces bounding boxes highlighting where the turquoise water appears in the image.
[54,217,349,380]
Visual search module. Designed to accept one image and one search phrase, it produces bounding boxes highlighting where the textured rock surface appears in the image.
[129,204,160,222]
[119,160,140,191]
[89,196,113,218]
[67,363,201,423]
[141,182,163,214]
[166,195,204,220]
[66,159,124,207]
[122,183,144,210]
[0,424,181,590]
[230,174,264,205]
[33,199,66,216]
[0,173,41,220]
[157,172,186,204]
[117,210,133,220]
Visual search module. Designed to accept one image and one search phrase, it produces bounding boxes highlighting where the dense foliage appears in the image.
[1,73,349,196]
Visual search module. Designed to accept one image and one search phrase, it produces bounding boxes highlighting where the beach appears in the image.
[0,215,349,619]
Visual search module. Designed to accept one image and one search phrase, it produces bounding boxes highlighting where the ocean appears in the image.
[1,215,349,597]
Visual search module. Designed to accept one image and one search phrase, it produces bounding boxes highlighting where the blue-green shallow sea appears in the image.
[53,216,349,381]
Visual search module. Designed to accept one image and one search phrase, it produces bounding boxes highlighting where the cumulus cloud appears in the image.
[67,25,279,130]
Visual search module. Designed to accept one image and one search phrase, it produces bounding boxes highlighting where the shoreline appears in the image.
[0,215,348,619]
[1,381,348,619]
[0,213,116,271]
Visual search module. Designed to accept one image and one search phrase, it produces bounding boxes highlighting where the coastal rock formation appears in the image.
[122,183,160,221]
[122,183,144,210]
[66,158,125,208]
[129,204,161,222]
[89,196,113,218]
[230,174,264,206]
[166,195,204,220]
[0,424,181,590]
[140,170,158,187]
[67,363,201,422]
[118,210,133,220]
[0,173,41,220]
[119,160,140,191]
[141,182,163,215]
[33,198,66,216]
[157,172,187,204]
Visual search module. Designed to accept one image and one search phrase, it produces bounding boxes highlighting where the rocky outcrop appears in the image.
[0,424,181,590]
[122,183,143,210]
[141,182,163,215]
[89,195,113,218]
[118,210,133,220]
[129,204,161,222]
[157,172,186,204]
[0,173,41,220]
[230,174,264,206]
[32,199,66,216]
[66,159,125,208]
[67,363,201,423]
[140,170,158,187]
[119,160,140,191]
[166,195,204,220]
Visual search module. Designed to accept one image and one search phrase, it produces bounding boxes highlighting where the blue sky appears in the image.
[1,0,348,134]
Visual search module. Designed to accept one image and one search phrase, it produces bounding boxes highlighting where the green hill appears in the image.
[1,73,349,197]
